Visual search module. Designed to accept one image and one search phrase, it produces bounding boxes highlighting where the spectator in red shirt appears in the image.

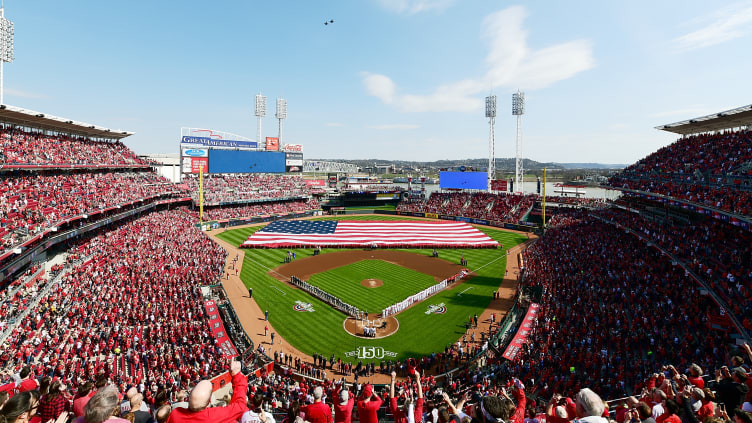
[356,384,382,423]
[389,369,423,423]
[167,359,248,423]
[303,386,332,423]
[687,365,705,389]
[16,367,38,393]
[333,381,354,423]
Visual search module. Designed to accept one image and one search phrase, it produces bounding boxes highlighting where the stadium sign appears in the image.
[425,303,447,314]
[293,301,315,312]
[182,148,208,157]
[181,136,258,149]
[344,346,398,360]
[282,144,303,152]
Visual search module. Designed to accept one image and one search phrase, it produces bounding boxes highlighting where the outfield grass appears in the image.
[215,215,527,362]
[307,260,437,312]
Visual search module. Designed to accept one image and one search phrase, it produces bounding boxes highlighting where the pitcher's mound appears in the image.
[361,278,384,288]
[344,313,399,338]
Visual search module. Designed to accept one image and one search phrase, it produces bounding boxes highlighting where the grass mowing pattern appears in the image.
[215,215,527,362]
[307,260,437,312]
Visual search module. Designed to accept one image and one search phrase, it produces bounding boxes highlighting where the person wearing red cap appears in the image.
[389,370,423,423]
[356,383,382,423]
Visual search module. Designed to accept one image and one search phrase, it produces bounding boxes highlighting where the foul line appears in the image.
[244,254,290,280]
[270,286,287,296]
[471,253,507,273]
[457,287,474,296]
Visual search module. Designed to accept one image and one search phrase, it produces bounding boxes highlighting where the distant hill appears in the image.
[309,158,626,171]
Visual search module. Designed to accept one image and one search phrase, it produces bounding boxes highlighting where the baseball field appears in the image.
[216,215,527,363]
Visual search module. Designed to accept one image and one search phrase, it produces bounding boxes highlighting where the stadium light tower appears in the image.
[0,3,15,105]
[276,97,287,143]
[255,93,267,144]
[512,90,525,194]
[485,94,496,193]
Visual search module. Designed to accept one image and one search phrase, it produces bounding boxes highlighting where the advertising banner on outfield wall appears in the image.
[502,303,540,361]
[491,179,508,191]
[182,157,208,173]
[424,213,438,219]
[266,137,279,151]
[181,136,257,149]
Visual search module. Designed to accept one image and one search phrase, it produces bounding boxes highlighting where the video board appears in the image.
[208,150,286,174]
[439,171,488,190]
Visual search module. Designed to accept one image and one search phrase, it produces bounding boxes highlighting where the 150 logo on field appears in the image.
[344,346,398,360]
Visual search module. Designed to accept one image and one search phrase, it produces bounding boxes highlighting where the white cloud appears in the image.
[673,2,752,50]
[366,124,420,130]
[375,0,456,15]
[5,88,47,99]
[362,73,396,104]
[325,122,345,127]
[361,6,595,113]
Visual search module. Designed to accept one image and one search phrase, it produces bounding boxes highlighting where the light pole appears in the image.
[512,91,525,194]
[485,95,496,193]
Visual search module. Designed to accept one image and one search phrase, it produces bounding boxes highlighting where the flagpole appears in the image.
[199,167,204,222]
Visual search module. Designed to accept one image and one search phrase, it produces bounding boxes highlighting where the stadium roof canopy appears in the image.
[656,104,752,135]
[0,104,134,140]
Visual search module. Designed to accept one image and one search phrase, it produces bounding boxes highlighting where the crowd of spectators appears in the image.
[515,210,734,401]
[186,199,321,222]
[0,128,149,167]
[0,170,180,256]
[619,130,752,176]
[397,192,537,223]
[183,174,312,204]
[0,264,48,334]
[594,205,752,335]
[0,209,228,397]
[608,129,752,217]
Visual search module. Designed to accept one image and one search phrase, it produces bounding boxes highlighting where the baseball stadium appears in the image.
[0,2,751,423]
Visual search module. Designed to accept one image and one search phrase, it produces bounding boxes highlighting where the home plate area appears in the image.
[344,313,399,339]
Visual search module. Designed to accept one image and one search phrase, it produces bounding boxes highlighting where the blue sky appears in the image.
[4,0,752,163]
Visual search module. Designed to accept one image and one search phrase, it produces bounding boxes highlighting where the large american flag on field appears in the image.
[242,220,499,248]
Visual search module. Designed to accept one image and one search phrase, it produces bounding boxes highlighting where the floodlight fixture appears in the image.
[0,6,15,105]
[255,94,267,117]
[512,91,525,116]
[276,98,287,119]
[255,93,266,144]
[276,97,287,143]
[485,95,496,118]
